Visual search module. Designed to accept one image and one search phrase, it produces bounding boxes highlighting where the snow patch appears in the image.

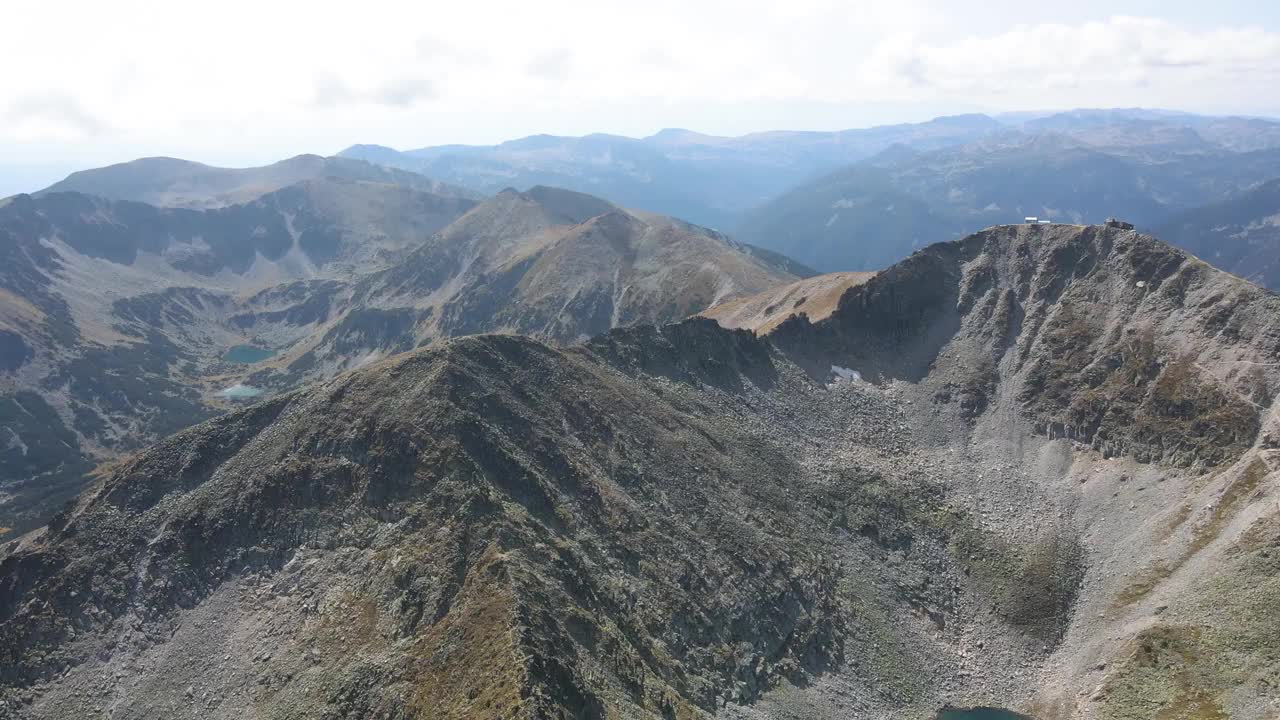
[830,365,861,384]
[219,384,263,400]
[2,426,29,456]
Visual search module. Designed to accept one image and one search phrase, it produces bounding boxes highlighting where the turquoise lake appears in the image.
[223,345,275,363]
[937,708,1029,720]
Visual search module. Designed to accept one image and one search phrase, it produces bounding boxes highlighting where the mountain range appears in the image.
[338,114,1005,230]
[1154,178,1280,291]
[739,127,1280,274]
[5,107,1280,719]
[0,179,797,536]
[3,222,1278,719]
[341,109,1280,287]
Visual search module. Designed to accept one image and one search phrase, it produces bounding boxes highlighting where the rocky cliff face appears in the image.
[3,223,1277,719]
[771,223,1278,465]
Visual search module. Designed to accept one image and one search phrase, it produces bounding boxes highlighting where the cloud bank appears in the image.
[2,1,1278,162]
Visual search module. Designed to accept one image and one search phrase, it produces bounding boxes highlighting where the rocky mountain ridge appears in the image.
[701,272,875,334]
[0,182,799,535]
[3,222,1277,719]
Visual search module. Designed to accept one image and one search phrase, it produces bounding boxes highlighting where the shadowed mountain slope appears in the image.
[254,186,803,383]
[1155,177,1280,290]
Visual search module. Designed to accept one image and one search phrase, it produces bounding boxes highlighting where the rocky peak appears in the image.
[773,222,1280,465]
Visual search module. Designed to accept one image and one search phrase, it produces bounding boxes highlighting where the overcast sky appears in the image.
[5,0,1280,195]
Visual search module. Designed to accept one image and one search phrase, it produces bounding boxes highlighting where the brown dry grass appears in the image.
[408,547,526,720]
[0,288,46,331]
[700,272,874,333]
[1188,458,1269,555]
[1100,625,1230,720]
[1158,503,1194,541]
[311,591,384,653]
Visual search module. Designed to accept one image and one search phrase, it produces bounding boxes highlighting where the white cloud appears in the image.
[373,76,437,108]
[526,50,574,81]
[857,16,1280,102]
[1,1,1279,167]
[4,95,107,141]
[313,74,437,109]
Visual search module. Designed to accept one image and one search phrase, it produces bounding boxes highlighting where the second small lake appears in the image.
[223,345,275,363]
[937,708,1030,720]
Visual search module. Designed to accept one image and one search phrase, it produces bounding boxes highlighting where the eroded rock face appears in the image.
[3,224,1279,720]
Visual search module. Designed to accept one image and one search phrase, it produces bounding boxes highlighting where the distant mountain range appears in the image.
[342,109,1280,285]
[339,114,1004,229]
[39,154,481,209]
[739,130,1280,273]
[1155,178,1280,290]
